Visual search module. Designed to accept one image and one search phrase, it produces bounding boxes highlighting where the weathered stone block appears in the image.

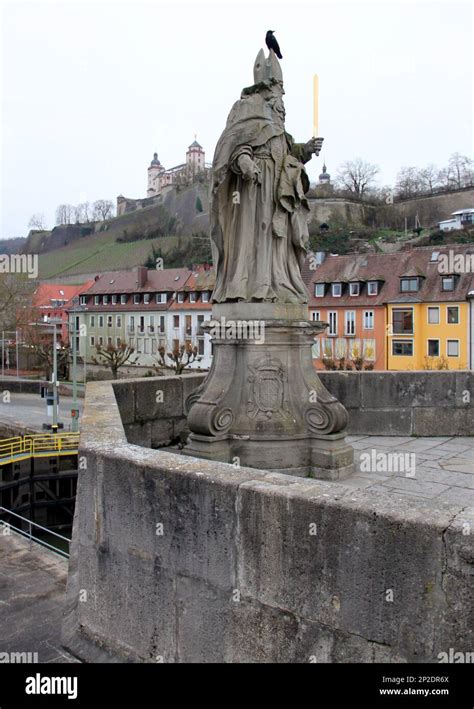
[413,408,473,437]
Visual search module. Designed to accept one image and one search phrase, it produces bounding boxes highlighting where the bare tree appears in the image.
[153,341,201,375]
[448,153,473,189]
[419,164,440,194]
[55,204,75,225]
[92,199,115,221]
[395,166,424,199]
[74,202,91,223]
[28,213,47,231]
[335,158,380,200]
[0,276,36,331]
[91,342,138,378]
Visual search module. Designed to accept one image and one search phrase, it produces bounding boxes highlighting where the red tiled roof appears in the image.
[80,268,192,295]
[307,244,474,307]
[33,281,95,308]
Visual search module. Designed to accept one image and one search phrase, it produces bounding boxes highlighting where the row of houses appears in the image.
[28,243,474,372]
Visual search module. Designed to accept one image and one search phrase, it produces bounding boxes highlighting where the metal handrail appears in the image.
[0,433,80,465]
[0,506,70,559]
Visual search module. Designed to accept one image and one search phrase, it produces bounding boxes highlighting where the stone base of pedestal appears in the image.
[184,305,354,480]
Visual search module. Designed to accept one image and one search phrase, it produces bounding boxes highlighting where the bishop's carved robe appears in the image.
[210,91,311,304]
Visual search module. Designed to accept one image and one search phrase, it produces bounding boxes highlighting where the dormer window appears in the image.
[111,295,117,305]
[202,291,209,303]
[103,295,109,304]
[177,292,185,303]
[314,283,325,297]
[94,295,100,305]
[120,294,127,304]
[400,277,419,293]
[80,296,87,305]
[143,294,150,304]
[156,293,167,304]
[442,276,455,291]
[331,282,342,297]
[367,281,378,296]
[189,292,197,303]
[133,294,140,304]
[349,282,360,296]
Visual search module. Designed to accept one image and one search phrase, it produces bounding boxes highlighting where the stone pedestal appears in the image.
[184,304,354,479]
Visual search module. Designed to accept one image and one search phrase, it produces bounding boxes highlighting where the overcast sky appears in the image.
[1,0,472,239]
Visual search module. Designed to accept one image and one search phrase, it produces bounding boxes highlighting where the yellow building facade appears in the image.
[387,301,469,370]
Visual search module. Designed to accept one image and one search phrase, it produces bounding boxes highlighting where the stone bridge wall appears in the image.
[61,374,473,663]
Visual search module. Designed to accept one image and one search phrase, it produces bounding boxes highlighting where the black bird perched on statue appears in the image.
[265,30,283,59]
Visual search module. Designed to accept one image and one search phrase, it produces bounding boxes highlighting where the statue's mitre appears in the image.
[253,48,283,84]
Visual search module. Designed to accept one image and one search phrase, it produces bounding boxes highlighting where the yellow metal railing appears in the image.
[0,433,80,465]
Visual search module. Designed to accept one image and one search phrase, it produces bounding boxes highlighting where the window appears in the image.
[367,281,378,296]
[189,292,197,303]
[107,337,112,345]
[349,282,360,296]
[149,315,155,333]
[80,296,87,305]
[107,315,113,327]
[139,316,145,333]
[94,295,100,305]
[314,283,325,297]
[442,276,455,291]
[90,315,95,328]
[98,336,104,346]
[447,306,459,324]
[116,315,122,328]
[129,338,134,348]
[392,308,413,335]
[328,311,337,336]
[430,251,440,262]
[112,295,117,305]
[103,295,109,304]
[116,337,121,346]
[156,293,167,304]
[185,315,192,336]
[400,278,419,293]
[202,291,209,303]
[152,339,158,354]
[363,310,374,330]
[98,315,104,328]
[177,292,185,303]
[344,311,355,336]
[136,339,142,353]
[392,340,413,356]
[90,336,95,346]
[427,307,439,324]
[331,283,342,297]
[120,294,127,304]
[129,316,135,333]
[173,315,180,329]
[311,311,320,321]
[447,340,459,357]
[159,316,165,333]
[143,339,149,354]
[427,339,440,357]
[143,293,150,304]
[198,338,205,356]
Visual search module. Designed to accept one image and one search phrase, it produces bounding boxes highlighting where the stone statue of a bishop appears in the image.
[210,49,323,304]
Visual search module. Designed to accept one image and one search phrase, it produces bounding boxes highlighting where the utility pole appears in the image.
[71,315,79,432]
[51,320,58,434]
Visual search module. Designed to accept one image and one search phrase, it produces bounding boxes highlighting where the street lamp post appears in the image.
[51,320,59,434]
[70,314,79,432]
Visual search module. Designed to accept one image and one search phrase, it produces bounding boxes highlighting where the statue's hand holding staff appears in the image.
[238,154,262,184]
[304,136,324,157]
